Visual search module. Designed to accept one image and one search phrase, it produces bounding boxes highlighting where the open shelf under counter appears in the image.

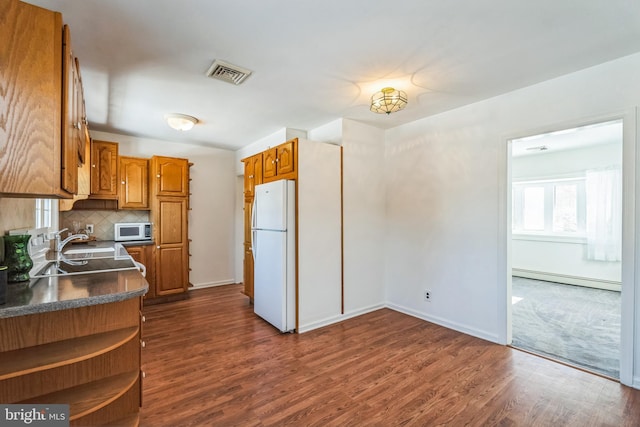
[0,296,144,425]
[0,326,138,380]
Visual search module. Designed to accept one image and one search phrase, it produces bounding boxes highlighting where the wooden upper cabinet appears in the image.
[276,140,295,175]
[151,156,189,197]
[242,153,263,198]
[61,24,80,195]
[262,138,296,182]
[0,1,70,197]
[119,156,149,209]
[76,57,89,165]
[91,140,118,198]
[263,148,278,180]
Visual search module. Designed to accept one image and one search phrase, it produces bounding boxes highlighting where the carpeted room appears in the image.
[510,120,622,378]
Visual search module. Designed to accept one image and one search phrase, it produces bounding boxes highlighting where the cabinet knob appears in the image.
[121,181,126,185]
[157,245,160,249]
[248,175,254,179]
[142,371,146,378]
[142,315,146,322]
[141,340,146,348]
[157,174,161,178]
[92,164,96,168]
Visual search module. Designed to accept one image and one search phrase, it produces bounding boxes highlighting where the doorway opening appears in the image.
[509,119,623,379]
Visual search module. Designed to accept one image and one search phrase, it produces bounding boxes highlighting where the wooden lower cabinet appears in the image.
[156,246,188,296]
[243,243,254,301]
[243,198,254,299]
[127,244,156,300]
[0,298,143,426]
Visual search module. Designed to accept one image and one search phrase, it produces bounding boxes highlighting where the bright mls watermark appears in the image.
[1,405,69,426]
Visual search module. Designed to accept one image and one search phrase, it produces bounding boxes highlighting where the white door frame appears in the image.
[497,109,637,387]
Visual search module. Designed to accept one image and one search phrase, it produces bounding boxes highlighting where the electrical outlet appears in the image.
[86,224,94,234]
[424,290,432,302]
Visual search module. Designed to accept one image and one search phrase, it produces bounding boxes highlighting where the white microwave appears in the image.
[114,222,152,242]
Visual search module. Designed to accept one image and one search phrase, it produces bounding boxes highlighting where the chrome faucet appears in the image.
[55,229,89,252]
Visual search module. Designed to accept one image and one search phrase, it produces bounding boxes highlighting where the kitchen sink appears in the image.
[63,247,115,255]
[31,257,137,278]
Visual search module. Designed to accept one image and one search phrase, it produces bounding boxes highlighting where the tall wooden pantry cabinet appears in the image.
[149,156,191,299]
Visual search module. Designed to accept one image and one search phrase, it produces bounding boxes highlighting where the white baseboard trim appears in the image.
[386,302,500,344]
[297,302,499,345]
[189,279,237,290]
[513,269,621,291]
[297,303,386,333]
[633,375,640,390]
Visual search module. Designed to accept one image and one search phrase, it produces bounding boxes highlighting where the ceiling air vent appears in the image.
[205,59,252,85]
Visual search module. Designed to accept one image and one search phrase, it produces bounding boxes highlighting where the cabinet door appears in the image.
[75,57,88,165]
[61,25,79,195]
[243,153,263,198]
[0,2,69,196]
[262,148,277,180]
[261,139,296,183]
[155,197,188,296]
[91,140,118,198]
[144,245,156,299]
[128,245,155,299]
[120,157,149,209]
[243,243,254,300]
[156,246,188,296]
[276,140,295,175]
[152,156,189,197]
[127,246,144,264]
[243,198,254,299]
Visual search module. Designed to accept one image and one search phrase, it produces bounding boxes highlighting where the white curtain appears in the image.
[585,167,622,261]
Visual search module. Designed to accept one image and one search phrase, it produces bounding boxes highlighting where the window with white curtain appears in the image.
[585,167,622,261]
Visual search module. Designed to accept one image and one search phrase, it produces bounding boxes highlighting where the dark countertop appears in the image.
[0,241,148,319]
[117,239,155,247]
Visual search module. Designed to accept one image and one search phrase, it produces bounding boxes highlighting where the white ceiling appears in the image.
[512,120,623,157]
[25,0,640,151]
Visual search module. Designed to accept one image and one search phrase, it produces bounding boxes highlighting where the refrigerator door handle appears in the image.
[252,230,257,260]
[251,196,258,229]
[251,197,258,260]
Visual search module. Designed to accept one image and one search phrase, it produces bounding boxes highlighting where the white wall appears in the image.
[341,119,386,314]
[91,131,238,288]
[301,119,387,328]
[512,142,622,288]
[297,139,342,331]
[383,52,640,387]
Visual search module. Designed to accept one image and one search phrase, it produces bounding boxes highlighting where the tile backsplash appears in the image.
[61,210,150,241]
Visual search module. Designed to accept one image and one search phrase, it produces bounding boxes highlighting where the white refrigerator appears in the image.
[251,179,296,332]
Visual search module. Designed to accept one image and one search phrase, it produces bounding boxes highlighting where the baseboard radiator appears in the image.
[512,269,621,292]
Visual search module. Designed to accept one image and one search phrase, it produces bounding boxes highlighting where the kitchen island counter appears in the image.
[0,240,146,425]
[0,241,148,319]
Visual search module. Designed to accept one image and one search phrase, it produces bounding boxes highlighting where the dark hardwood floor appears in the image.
[140,284,640,426]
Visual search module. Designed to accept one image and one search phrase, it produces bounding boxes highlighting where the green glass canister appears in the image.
[3,234,33,282]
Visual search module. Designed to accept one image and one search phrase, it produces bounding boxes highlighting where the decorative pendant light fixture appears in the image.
[370,87,408,115]
[164,113,199,131]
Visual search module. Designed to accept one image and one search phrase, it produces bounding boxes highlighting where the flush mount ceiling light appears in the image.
[164,113,198,131]
[370,87,408,115]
